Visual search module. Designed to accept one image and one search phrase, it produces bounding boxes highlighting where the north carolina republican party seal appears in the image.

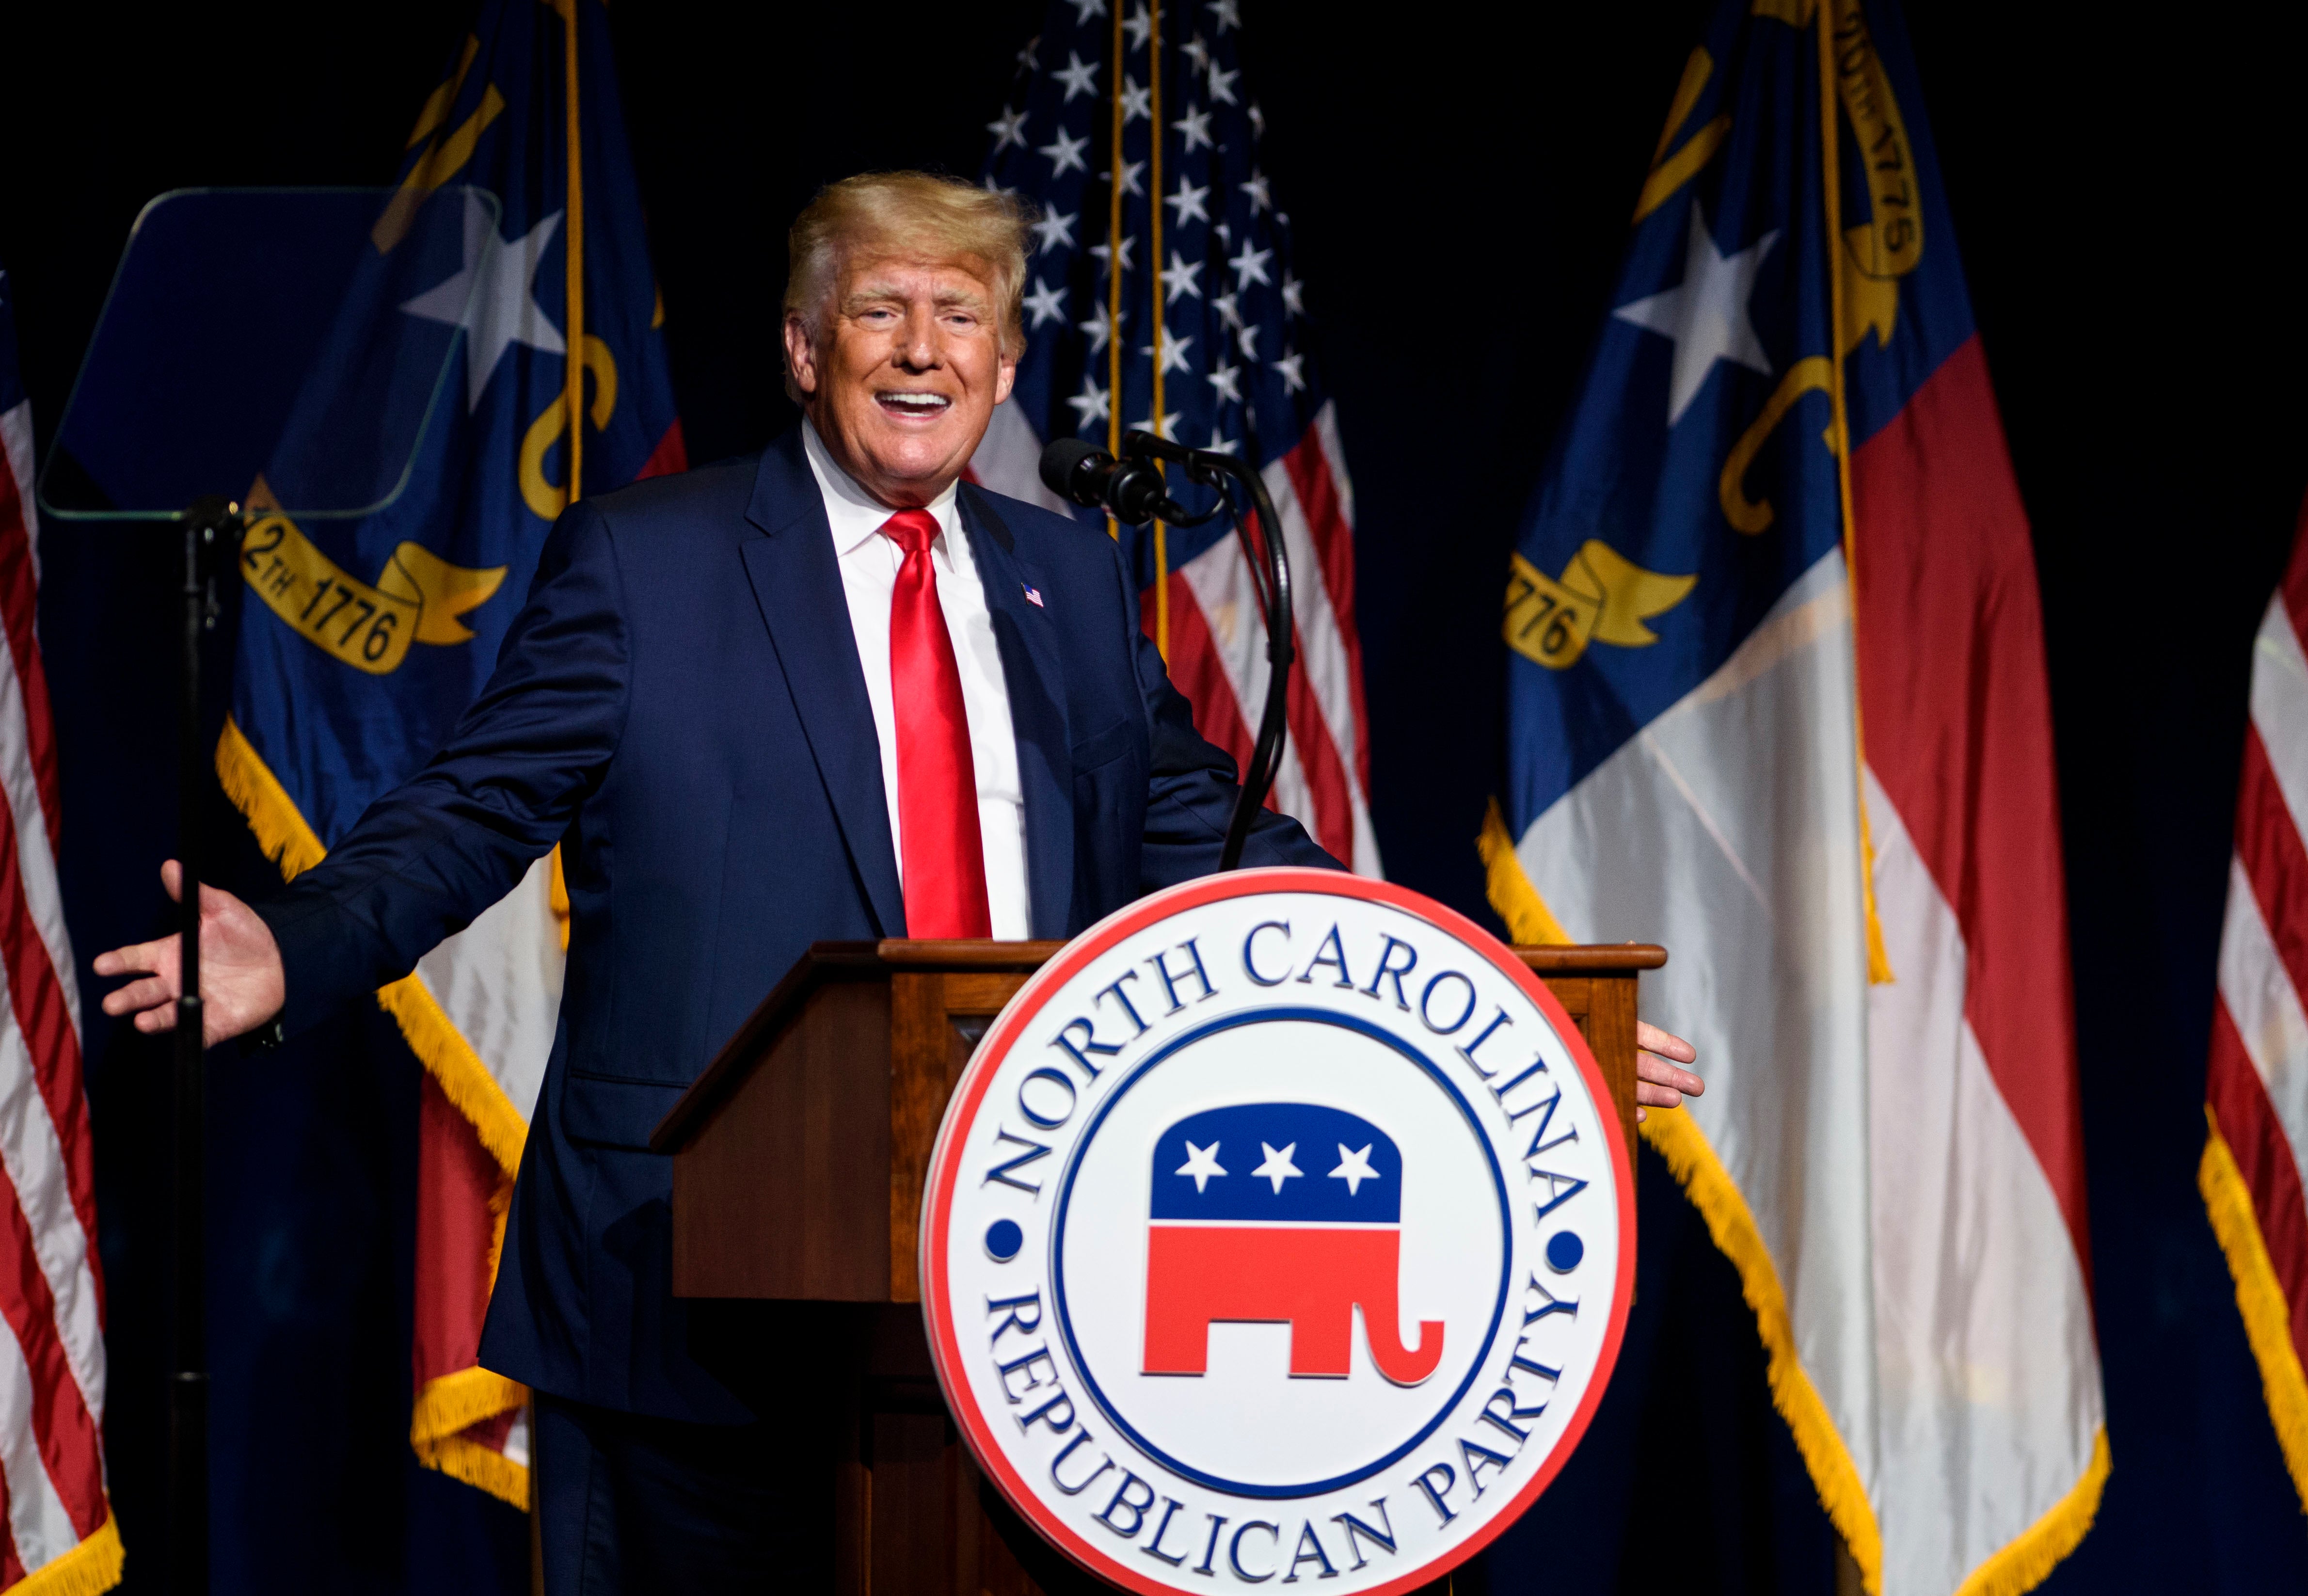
[922,868,1634,1594]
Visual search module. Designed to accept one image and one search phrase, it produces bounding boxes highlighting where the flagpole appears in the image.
[562,0,585,508]
[1104,3,1126,543]
[1817,0,1893,987]
[1148,4,1169,662]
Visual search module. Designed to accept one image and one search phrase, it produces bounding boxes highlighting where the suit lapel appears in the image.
[740,432,907,937]
[961,486,1075,938]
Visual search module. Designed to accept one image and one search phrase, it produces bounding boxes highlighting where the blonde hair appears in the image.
[782,172,1032,399]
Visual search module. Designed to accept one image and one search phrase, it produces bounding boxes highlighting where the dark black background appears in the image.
[4,0,2306,1589]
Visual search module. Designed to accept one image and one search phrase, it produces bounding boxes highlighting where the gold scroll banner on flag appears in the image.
[239,511,506,676]
[1505,542,1697,670]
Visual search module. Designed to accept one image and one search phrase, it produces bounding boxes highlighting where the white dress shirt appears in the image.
[801,421,1031,939]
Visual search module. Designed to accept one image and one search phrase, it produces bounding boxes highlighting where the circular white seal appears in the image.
[923,869,1633,1594]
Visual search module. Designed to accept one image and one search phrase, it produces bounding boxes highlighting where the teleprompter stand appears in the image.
[38,186,490,1594]
[650,938,1663,1594]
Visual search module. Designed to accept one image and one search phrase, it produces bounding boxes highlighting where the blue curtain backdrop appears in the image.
[4,0,2308,1588]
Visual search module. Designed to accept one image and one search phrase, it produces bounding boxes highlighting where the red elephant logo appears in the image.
[1140,1103,1445,1386]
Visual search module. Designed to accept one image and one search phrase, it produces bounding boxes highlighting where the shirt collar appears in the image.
[801,418,962,559]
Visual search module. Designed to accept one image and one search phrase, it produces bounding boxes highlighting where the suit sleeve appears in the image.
[254,499,631,1039]
[1111,536,1342,888]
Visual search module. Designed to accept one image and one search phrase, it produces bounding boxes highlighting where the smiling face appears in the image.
[784,252,1018,508]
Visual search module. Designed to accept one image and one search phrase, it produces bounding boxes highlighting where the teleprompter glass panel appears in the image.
[39,185,493,523]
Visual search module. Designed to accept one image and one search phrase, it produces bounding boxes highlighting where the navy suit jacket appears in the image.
[254,425,1334,1422]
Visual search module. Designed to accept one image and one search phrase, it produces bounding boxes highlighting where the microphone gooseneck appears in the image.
[1033,432,1294,871]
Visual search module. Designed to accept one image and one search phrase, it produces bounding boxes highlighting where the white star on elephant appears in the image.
[1329,1143,1380,1196]
[1254,1141,1302,1194]
[1176,1140,1227,1193]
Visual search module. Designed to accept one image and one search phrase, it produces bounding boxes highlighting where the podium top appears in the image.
[650,940,1064,1154]
[647,937,1666,1156]
[38,186,490,523]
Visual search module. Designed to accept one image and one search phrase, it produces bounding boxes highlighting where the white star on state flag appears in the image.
[1167,177,1211,225]
[1329,1143,1380,1196]
[1054,50,1100,101]
[1271,351,1306,393]
[1173,106,1215,155]
[1123,1,1154,48]
[1120,76,1152,123]
[1176,1140,1226,1193]
[1204,426,1240,455]
[1023,277,1068,330]
[1228,240,1272,290]
[399,189,567,413]
[1113,158,1147,198]
[1253,1141,1302,1194]
[1611,202,1780,427]
[1039,126,1090,177]
[1181,32,1210,71]
[1209,0,1240,32]
[1207,63,1240,105]
[1242,170,1272,213]
[1163,252,1204,303]
[1130,408,1182,440]
[1077,305,1116,355]
[1066,0,1106,24]
[1204,359,1244,404]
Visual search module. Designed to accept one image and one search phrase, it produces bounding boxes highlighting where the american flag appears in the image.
[2203,498,2308,1509]
[0,276,118,1588]
[971,0,1379,874]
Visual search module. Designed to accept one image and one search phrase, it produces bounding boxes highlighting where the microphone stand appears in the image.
[1119,432,1293,872]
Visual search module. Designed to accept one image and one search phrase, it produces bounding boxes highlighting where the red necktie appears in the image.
[880,510,992,938]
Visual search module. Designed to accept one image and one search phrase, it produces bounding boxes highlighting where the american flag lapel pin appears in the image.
[1023,583,1045,608]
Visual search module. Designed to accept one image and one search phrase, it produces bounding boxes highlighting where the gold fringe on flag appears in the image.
[15,1510,124,1596]
[1482,803,2109,1594]
[2201,1106,2308,1508]
[1482,799,1884,1586]
[1949,1429,2110,1596]
[411,1365,532,1509]
[218,716,532,1499]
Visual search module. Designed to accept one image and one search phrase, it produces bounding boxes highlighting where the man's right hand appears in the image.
[93,861,286,1048]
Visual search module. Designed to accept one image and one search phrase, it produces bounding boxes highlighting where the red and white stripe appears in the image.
[2207,503,2308,1478]
[0,388,116,1585]
[973,402,1381,876]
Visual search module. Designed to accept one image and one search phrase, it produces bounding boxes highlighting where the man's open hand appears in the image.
[1634,1020,1703,1123]
[93,862,285,1048]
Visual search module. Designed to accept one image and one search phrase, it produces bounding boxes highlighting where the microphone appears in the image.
[1038,429,1295,873]
[1038,437,1173,526]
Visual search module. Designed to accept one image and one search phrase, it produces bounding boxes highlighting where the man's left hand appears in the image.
[1634,1021,1702,1122]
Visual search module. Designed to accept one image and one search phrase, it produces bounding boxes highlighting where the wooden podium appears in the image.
[650,938,1664,1594]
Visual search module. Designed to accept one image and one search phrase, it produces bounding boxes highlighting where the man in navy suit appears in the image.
[98,173,1702,1589]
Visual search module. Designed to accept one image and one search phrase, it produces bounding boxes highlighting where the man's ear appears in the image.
[782,312,820,398]
[994,347,1018,407]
